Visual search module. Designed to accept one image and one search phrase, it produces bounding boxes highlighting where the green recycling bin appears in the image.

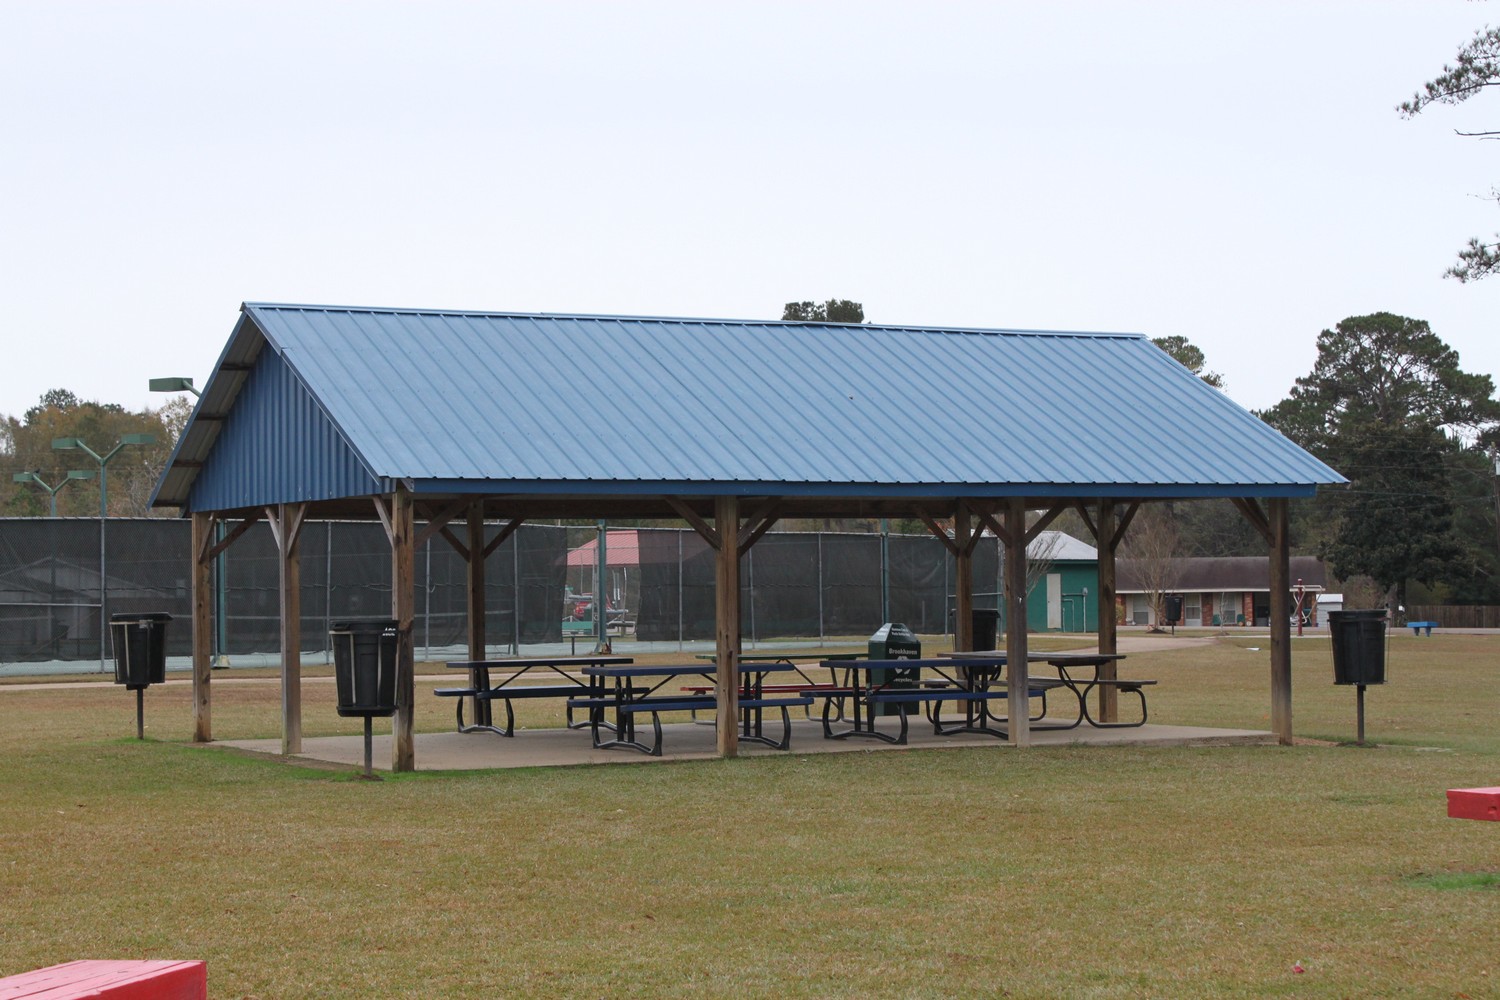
[869,622,921,716]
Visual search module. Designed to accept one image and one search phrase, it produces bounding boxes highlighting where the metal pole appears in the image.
[595,520,608,653]
[747,547,756,650]
[136,688,145,740]
[218,518,231,666]
[880,518,890,623]
[323,522,333,665]
[511,524,520,655]
[677,529,684,652]
[364,716,374,777]
[423,538,431,660]
[98,461,107,673]
[1356,684,1366,746]
[816,532,825,646]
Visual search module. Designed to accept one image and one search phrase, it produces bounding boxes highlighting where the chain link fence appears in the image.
[1,518,999,673]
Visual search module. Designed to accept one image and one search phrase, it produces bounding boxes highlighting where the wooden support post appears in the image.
[1096,499,1119,723]
[953,503,973,651]
[191,512,213,743]
[466,502,488,726]
[1268,497,1293,745]
[392,487,417,772]
[1003,497,1030,747]
[714,495,740,758]
[465,503,486,658]
[269,503,306,756]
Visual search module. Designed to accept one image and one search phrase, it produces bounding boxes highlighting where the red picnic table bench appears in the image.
[0,960,206,999]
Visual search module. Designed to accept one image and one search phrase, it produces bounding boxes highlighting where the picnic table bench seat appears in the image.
[1071,678,1157,727]
[566,693,814,755]
[805,685,1014,744]
[434,684,589,736]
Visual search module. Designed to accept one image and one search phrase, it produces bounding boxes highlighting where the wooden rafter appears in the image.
[974,509,1011,548]
[1231,497,1274,544]
[481,517,525,559]
[666,496,721,550]
[737,498,783,555]
[1109,500,1142,551]
[414,498,471,550]
[204,511,261,562]
[1070,500,1099,541]
[438,526,469,560]
[917,511,961,556]
[372,495,394,544]
[1022,502,1068,546]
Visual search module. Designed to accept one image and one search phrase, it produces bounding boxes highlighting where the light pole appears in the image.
[13,470,96,660]
[11,470,95,517]
[52,433,156,671]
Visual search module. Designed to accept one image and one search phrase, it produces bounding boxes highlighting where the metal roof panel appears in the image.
[152,303,1344,510]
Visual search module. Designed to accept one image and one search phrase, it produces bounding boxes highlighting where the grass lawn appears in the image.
[1,634,1496,998]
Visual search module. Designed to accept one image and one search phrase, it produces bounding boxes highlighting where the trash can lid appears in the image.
[329,618,398,632]
[109,612,174,622]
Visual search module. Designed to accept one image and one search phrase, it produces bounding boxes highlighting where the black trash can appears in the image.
[1164,594,1184,625]
[109,612,172,690]
[1328,610,1387,686]
[971,608,1000,652]
[869,622,921,716]
[330,619,398,718]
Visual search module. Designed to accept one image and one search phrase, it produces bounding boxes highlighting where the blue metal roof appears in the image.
[151,303,1344,511]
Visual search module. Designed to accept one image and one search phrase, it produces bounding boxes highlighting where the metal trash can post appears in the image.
[329,619,398,777]
[109,612,172,739]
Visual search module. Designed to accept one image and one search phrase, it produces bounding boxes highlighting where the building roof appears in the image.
[152,303,1345,514]
[1117,555,1328,593]
[566,530,640,568]
[1028,530,1097,562]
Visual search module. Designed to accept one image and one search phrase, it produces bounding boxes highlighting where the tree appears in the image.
[1399,25,1500,281]
[1261,313,1500,604]
[1261,313,1500,449]
[782,299,865,323]
[1151,335,1224,388]
[3,390,176,518]
[1120,505,1183,628]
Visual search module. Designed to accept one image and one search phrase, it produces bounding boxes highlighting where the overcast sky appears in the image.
[3,1,1497,422]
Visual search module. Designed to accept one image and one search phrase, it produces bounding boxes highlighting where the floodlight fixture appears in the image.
[148,377,199,397]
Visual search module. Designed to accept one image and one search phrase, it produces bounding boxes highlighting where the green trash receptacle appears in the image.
[109,612,172,691]
[330,619,398,718]
[869,622,921,716]
[1328,610,1387,685]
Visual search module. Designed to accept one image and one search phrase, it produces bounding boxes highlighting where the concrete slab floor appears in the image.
[217,718,1274,773]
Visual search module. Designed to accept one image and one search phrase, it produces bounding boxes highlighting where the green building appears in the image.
[1022,530,1099,633]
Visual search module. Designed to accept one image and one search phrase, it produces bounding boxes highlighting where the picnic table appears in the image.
[438,655,632,736]
[945,651,1155,728]
[815,656,1022,745]
[692,650,865,717]
[571,661,812,756]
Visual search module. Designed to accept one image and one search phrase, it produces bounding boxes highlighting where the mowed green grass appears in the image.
[1,635,1496,998]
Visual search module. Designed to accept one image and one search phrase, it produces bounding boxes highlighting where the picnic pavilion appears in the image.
[150,303,1344,771]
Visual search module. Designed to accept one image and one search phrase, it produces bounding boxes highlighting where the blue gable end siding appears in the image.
[188,345,383,512]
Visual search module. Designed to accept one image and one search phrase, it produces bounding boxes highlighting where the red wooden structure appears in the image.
[1447,786,1500,822]
[0,960,206,999]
